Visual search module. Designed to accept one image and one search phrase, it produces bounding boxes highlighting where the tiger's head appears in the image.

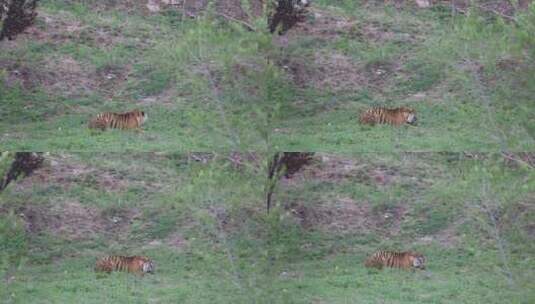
[408,252,426,270]
[136,256,155,274]
[399,107,417,125]
[132,109,148,125]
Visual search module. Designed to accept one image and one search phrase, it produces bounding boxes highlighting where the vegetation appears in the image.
[0,153,533,303]
[0,0,274,151]
[0,0,533,151]
[269,0,535,151]
[0,0,39,41]
[1,1,534,303]
[0,153,268,303]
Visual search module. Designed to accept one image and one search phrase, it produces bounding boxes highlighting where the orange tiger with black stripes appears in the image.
[88,109,147,131]
[359,107,417,126]
[364,250,426,270]
[95,256,155,276]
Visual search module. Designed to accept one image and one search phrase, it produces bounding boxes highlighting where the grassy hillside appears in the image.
[1,153,534,303]
[1,1,534,151]
[0,1,274,151]
[0,153,271,303]
[267,153,535,303]
[270,1,535,151]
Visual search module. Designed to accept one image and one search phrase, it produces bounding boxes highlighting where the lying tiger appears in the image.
[359,107,417,126]
[88,109,147,131]
[364,250,426,270]
[95,255,155,276]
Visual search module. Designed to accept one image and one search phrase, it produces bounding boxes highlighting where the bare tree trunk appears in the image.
[265,152,314,213]
[265,152,283,213]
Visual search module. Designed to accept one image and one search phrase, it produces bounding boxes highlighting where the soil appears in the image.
[4,155,141,241]
[16,201,138,241]
[14,155,129,192]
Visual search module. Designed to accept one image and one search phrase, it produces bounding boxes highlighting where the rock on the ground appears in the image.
[415,0,431,8]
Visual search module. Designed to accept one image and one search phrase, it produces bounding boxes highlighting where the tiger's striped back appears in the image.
[95,256,154,275]
[359,107,417,126]
[88,109,147,131]
[364,250,426,270]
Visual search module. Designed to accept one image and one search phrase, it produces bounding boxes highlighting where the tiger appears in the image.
[359,107,417,126]
[88,109,147,131]
[364,250,426,270]
[95,256,155,275]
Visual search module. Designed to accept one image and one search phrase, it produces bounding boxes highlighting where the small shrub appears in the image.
[0,0,39,41]
[268,0,310,34]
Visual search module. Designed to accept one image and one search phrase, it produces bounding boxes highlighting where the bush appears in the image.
[0,0,39,41]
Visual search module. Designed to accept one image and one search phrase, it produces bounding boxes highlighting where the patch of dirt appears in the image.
[14,155,129,193]
[138,87,179,107]
[274,6,411,92]
[282,6,414,45]
[16,201,137,241]
[1,62,40,90]
[283,7,358,41]
[95,63,132,96]
[145,0,207,15]
[278,50,365,92]
[145,0,263,19]
[364,60,401,90]
[216,0,248,21]
[1,55,98,97]
[443,0,530,17]
[272,5,421,93]
[280,154,441,236]
[2,11,137,98]
[283,154,400,187]
[416,218,464,248]
[360,22,402,43]
[284,154,436,197]
[23,12,87,45]
[248,0,264,17]
[284,197,408,236]
[165,232,188,249]
[43,55,97,97]
[371,0,533,13]
[285,197,371,233]
[313,51,366,92]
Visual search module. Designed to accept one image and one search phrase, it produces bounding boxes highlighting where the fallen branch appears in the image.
[215,12,256,32]
[452,3,518,24]
[501,152,535,169]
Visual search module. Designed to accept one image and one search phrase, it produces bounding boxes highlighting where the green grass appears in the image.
[1,153,533,303]
[269,2,535,151]
[0,153,271,303]
[262,152,535,303]
[2,1,534,151]
[0,1,274,151]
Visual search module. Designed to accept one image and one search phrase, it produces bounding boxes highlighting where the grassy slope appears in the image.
[0,1,272,151]
[271,1,535,151]
[0,153,271,303]
[264,153,535,303]
[0,153,533,303]
[1,1,534,151]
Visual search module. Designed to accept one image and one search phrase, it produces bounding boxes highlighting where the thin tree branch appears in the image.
[215,11,256,32]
